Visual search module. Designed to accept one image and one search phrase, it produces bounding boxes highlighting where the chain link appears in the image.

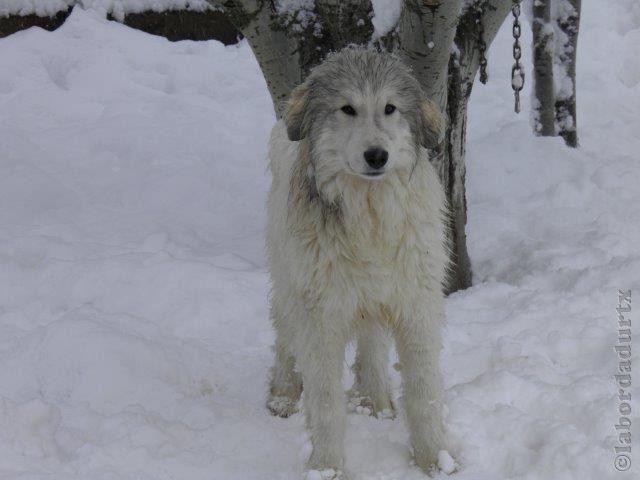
[511,0,524,113]
[474,0,488,84]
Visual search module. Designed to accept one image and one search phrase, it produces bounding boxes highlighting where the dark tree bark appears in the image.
[110,9,241,44]
[1,6,241,44]
[555,0,581,147]
[531,0,556,136]
[0,8,72,38]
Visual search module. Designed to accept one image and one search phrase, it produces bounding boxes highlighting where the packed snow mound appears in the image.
[0,2,639,480]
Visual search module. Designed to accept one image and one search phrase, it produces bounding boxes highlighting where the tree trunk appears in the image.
[531,0,556,136]
[396,0,462,109]
[213,1,303,117]
[445,53,472,292]
[396,0,467,292]
[213,0,515,294]
[441,0,513,293]
[554,0,581,147]
[213,0,373,117]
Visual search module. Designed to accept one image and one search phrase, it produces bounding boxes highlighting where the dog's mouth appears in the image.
[356,169,387,180]
[347,164,388,180]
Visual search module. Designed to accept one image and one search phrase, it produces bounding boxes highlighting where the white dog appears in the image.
[265,47,450,478]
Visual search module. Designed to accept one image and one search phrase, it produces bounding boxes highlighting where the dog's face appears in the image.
[285,48,442,185]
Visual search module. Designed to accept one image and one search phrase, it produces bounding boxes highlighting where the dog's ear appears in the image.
[285,83,310,142]
[419,99,445,149]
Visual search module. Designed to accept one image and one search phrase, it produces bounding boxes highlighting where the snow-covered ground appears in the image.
[1,2,639,479]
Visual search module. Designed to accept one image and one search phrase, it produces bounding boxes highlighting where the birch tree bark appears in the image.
[531,0,556,136]
[396,0,462,111]
[394,0,511,293]
[554,0,581,147]
[211,1,302,117]
[210,1,374,116]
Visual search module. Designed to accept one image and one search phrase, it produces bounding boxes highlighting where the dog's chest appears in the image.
[316,182,432,302]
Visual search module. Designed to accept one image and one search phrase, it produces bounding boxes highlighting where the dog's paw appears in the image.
[266,395,298,418]
[436,450,457,475]
[414,448,458,476]
[305,468,345,480]
[347,392,373,416]
[347,390,395,419]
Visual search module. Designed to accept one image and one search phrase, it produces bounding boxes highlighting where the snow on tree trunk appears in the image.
[531,0,556,136]
[554,0,580,148]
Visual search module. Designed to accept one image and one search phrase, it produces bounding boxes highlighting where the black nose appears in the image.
[363,147,388,169]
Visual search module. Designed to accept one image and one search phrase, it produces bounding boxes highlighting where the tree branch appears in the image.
[454,0,513,87]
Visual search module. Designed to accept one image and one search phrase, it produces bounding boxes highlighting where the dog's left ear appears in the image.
[419,99,445,149]
[285,83,310,142]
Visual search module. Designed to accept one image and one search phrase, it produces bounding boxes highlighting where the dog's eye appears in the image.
[384,104,396,115]
[340,105,356,116]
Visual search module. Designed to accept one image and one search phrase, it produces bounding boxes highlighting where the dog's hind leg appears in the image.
[349,321,395,418]
[267,333,303,418]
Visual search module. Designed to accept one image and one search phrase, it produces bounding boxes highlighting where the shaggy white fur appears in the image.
[265,48,450,478]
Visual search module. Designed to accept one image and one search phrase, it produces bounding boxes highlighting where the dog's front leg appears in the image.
[350,321,394,417]
[395,306,447,472]
[296,310,348,476]
[268,335,303,418]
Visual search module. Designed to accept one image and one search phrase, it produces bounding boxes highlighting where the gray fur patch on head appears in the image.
[284,46,443,150]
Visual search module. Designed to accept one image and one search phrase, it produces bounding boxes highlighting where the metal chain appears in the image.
[474,0,488,84]
[511,0,524,113]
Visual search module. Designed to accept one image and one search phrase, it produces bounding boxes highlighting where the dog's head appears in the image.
[284,47,443,183]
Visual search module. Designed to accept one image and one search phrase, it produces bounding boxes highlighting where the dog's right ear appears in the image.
[419,98,445,149]
[285,83,310,142]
